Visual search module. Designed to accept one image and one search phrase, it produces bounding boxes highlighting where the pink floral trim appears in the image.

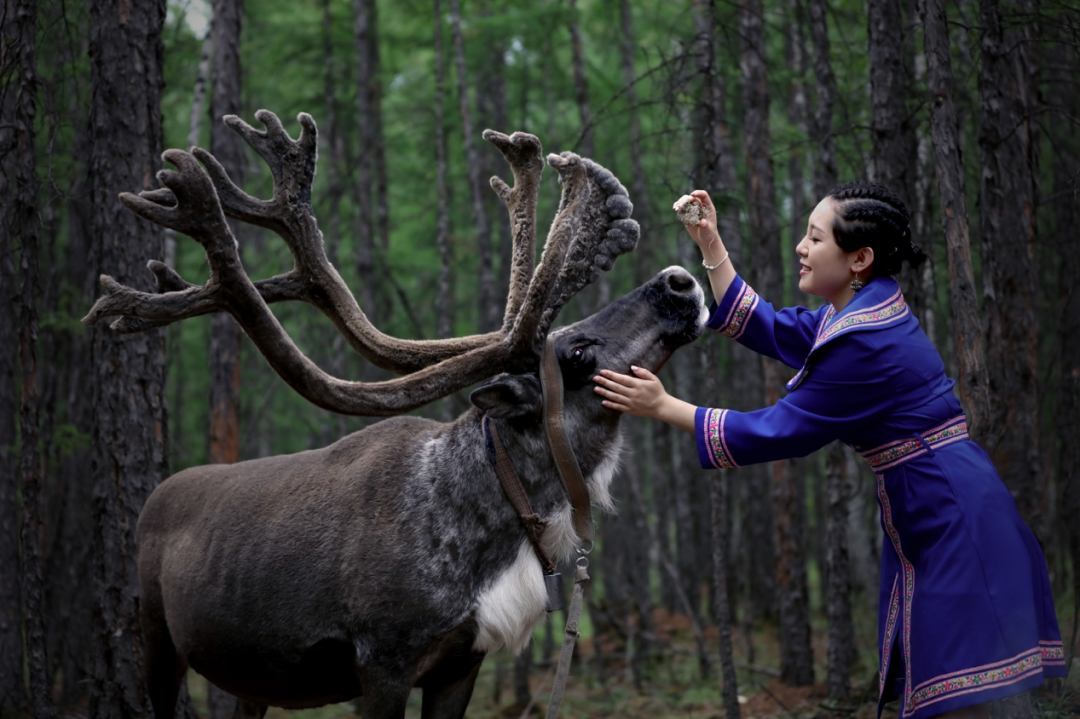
[861,417,968,471]
[718,284,759,339]
[880,573,900,696]
[703,408,737,469]
[877,472,916,710]
[904,647,1051,716]
[1040,641,1066,666]
[817,289,908,344]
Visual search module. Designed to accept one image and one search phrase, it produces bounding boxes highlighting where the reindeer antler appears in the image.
[82,111,638,416]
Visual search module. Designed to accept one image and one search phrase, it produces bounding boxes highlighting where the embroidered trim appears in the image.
[880,573,901,697]
[876,472,916,712]
[717,283,759,339]
[904,647,1051,716]
[817,289,909,344]
[1040,640,1066,666]
[860,416,968,471]
[703,409,738,469]
[785,308,836,391]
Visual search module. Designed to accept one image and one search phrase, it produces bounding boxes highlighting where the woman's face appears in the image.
[795,198,861,308]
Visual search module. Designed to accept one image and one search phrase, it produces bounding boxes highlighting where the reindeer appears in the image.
[83,111,707,719]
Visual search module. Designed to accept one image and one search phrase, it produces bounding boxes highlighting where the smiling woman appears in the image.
[592,183,1066,719]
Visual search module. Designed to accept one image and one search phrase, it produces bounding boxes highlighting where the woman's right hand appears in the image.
[673,189,720,251]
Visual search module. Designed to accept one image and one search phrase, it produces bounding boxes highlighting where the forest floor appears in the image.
[177,605,1080,719]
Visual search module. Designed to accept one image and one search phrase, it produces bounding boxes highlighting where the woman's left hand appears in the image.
[592,366,669,418]
[593,366,699,434]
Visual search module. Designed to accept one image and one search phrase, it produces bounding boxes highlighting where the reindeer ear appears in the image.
[469,374,543,419]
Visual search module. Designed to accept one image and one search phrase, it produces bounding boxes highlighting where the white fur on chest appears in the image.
[472,541,547,654]
[471,430,624,655]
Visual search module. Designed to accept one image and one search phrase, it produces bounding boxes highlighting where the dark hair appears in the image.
[826,180,928,277]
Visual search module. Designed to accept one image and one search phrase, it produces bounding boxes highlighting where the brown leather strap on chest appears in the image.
[486,417,556,575]
[540,336,594,546]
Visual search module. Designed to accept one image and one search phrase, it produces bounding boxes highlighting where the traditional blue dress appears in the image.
[694,274,1066,718]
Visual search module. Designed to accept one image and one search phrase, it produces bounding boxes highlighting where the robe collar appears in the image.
[786,277,910,391]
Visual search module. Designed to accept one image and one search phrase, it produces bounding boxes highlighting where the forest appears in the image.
[1,0,1079,717]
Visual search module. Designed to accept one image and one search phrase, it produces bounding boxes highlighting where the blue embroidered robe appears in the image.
[695,274,1065,718]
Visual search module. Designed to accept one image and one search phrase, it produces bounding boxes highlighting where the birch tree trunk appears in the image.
[87,2,169,717]
[740,0,814,685]
[917,0,991,442]
[977,0,1043,535]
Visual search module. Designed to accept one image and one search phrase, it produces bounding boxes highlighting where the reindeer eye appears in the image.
[571,347,585,362]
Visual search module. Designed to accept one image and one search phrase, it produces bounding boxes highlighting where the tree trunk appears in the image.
[13,2,53,711]
[824,442,855,700]
[448,0,496,333]
[567,0,594,158]
[868,0,928,320]
[711,472,741,719]
[187,27,213,151]
[740,0,814,686]
[0,1,28,711]
[807,0,837,196]
[207,2,244,715]
[977,0,1043,535]
[87,2,169,717]
[619,0,655,285]
[917,0,991,442]
[433,0,456,423]
[353,0,379,326]
[367,0,389,256]
[1049,20,1080,692]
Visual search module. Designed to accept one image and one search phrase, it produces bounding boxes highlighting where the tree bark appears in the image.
[567,0,594,159]
[977,0,1043,535]
[87,1,169,717]
[918,0,991,442]
[619,0,655,285]
[433,0,456,423]
[711,470,741,718]
[740,0,814,686]
[0,1,28,711]
[448,0,496,333]
[353,0,379,326]
[868,0,929,321]
[807,0,838,196]
[207,2,244,715]
[13,2,53,711]
[824,442,855,700]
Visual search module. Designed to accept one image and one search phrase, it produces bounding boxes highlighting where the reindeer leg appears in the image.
[142,595,187,719]
[420,656,483,719]
[357,668,412,719]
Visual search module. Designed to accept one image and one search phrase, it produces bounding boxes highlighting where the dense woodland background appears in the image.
[2,0,1079,717]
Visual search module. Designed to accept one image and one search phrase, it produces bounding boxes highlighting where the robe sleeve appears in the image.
[707,274,827,369]
[695,333,900,469]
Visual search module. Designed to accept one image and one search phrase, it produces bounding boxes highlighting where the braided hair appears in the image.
[826,181,928,277]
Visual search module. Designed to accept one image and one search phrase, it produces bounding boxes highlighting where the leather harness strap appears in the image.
[539,336,594,546]
[485,417,556,575]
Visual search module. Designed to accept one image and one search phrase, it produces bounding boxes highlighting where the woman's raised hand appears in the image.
[673,189,720,250]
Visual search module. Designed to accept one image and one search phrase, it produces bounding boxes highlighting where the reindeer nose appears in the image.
[665,268,697,294]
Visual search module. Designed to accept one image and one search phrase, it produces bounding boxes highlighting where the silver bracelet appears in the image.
[702,251,730,271]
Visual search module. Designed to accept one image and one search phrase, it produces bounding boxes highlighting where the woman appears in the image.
[592,182,1066,719]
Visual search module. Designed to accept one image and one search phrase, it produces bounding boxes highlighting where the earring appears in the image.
[850,273,864,292]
